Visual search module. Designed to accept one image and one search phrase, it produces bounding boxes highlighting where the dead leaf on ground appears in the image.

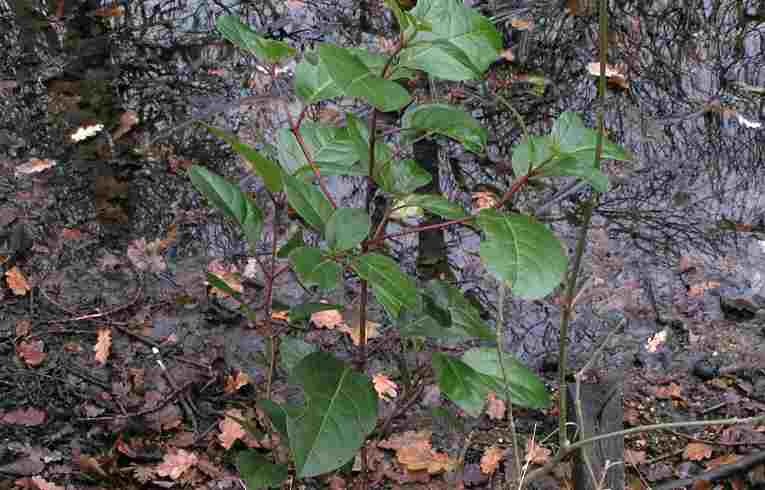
[207,259,243,298]
[30,477,64,490]
[14,158,57,177]
[218,409,247,449]
[94,328,111,365]
[224,371,251,394]
[655,382,682,400]
[525,439,551,465]
[15,319,32,337]
[2,407,46,426]
[156,449,198,480]
[17,340,46,367]
[311,308,345,329]
[684,442,713,461]
[480,446,507,475]
[486,392,506,420]
[6,266,31,295]
[372,373,398,401]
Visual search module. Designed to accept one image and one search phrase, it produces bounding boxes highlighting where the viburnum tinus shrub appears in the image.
[187,0,631,486]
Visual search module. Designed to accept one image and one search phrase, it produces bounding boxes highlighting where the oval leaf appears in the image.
[326,208,371,251]
[204,125,283,193]
[188,165,263,247]
[462,347,552,409]
[237,451,288,489]
[351,253,421,318]
[283,174,334,233]
[477,209,567,300]
[289,247,341,290]
[403,104,487,153]
[287,352,378,477]
[318,44,412,112]
[432,352,492,417]
[217,15,296,63]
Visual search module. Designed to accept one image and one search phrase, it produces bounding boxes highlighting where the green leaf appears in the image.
[401,0,502,81]
[511,135,555,176]
[289,302,344,324]
[394,194,468,220]
[287,352,378,477]
[276,128,307,174]
[289,247,341,290]
[477,209,567,300]
[351,253,421,318]
[431,352,492,417]
[462,348,552,409]
[295,54,344,104]
[277,227,304,258]
[374,158,432,194]
[217,15,296,63]
[318,44,412,112]
[423,280,494,342]
[257,400,290,439]
[348,47,417,80]
[283,174,334,233]
[188,165,263,247]
[278,337,319,375]
[326,208,371,251]
[237,451,289,489]
[552,112,631,161]
[204,125,283,193]
[299,123,360,168]
[402,103,488,153]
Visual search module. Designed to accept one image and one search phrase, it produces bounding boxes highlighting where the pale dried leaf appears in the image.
[684,442,713,461]
[94,328,112,365]
[156,449,198,480]
[14,158,57,177]
[218,409,247,449]
[486,392,506,420]
[6,266,31,295]
[224,371,251,394]
[311,309,345,329]
[480,446,507,475]
[372,373,398,401]
[525,439,551,465]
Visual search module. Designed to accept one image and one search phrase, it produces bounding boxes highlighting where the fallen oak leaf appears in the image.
[156,449,198,480]
[480,446,507,475]
[94,328,111,365]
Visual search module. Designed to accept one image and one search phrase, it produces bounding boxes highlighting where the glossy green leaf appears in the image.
[295,54,343,104]
[276,128,307,174]
[351,253,421,318]
[423,280,494,341]
[552,112,631,162]
[318,44,412,112]
[326,208,371,251]
[299,123,360,168]
[394,194,468,220]
[348,47,417,80]
[289,247,341,290]
[431,352,492,417]
[217,15,296,63]
[188,165,263,247]
[287,352,378,477]
[401,0,502,81]
[462,348,552,409]
[477,209,567,300]
[237,451,288,489]
[374,158,432,194]
[283,174,333,233]
[204,125,283,193]
[278,336,319,375]
[402,104,487,153]
[511,135,554,176]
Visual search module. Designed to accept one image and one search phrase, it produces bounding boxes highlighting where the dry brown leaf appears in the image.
[30,477,64,490]
[380,430,432,451]
[625,449,646,465]
[156,449,198,480]
[471,191,499,211]
[224,371,251,394]
[655,382,682,400]
[485,392,506,420]
[372,373,398,401]
[706,453,737,469]
[510,18,533,30]
[17,340,46,367]
[480,446,507,475]
[14,158,57,177]
[427,451,458,474]
[396,444,432,471]
[2,407,46,426]
[525,439,551,465]
[684,442,713,461]
[311,308,345,329]
[219,409,247,449]
[340,320,381,346]
[94,328,112,365]
[6,266,31,295]
[93,5,124,17]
